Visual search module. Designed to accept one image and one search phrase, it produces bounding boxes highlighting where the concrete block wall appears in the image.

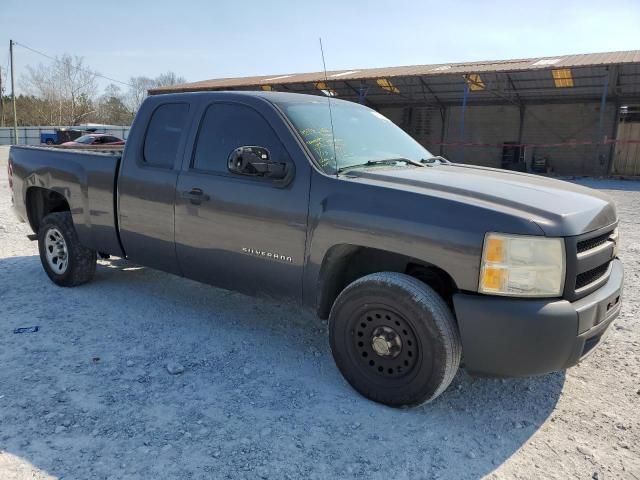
[380,102,618,175]
[520,103,616,175]
[379,106,444,156]
[442,105,520,168]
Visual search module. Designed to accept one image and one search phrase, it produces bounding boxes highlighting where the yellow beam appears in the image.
[376,78,400,93]
[552,69,574,88]
[465,74,485,91]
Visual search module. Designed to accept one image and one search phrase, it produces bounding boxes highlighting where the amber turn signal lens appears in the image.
[481,267,505,290]
[485,237,505,263]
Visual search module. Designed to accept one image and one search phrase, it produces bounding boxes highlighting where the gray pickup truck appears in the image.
[8,91,623,407]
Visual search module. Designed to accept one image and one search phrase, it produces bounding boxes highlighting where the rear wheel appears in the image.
[38,212,96,287]
[329,272,461,407]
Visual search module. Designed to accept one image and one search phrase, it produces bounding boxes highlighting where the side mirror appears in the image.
[228,146,290,180]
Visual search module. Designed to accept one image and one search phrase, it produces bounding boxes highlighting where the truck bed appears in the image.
[9,145,124,257]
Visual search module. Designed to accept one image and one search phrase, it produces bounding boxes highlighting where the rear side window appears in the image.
[192,103,285,173]
[143,103,189,168]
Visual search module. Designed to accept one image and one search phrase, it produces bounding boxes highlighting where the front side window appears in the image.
[192,103,285,173]
[74,135,94,144]
[276,99,433,174]
[143,103,190,168]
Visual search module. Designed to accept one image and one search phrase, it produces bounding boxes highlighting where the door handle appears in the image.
[181,188,210,205]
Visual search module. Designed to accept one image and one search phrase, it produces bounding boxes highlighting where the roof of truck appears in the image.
[152,90,356,105]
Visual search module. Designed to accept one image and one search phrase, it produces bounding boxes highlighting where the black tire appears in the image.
[329,272,461,407]
[38,212,96,287]
[45,139,54,145]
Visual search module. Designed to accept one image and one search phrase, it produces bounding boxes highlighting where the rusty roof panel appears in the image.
[150,50,640,94]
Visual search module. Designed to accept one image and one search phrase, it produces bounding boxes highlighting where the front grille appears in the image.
[575,262,610,290]
[577,231,613,253]
[565,225,617,300]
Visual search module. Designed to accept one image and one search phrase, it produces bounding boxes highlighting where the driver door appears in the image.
[174,101,309,299]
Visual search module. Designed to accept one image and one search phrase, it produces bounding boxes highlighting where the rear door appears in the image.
[118,101,191,274]
[174,99,310,299]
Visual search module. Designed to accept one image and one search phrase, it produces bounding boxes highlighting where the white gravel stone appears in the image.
[165,363,184,375]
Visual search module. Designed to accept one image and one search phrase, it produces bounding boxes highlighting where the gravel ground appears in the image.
[0,146,638,479]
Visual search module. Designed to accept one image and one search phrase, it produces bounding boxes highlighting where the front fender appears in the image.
[303,173,544,312]
[303,207,482,310]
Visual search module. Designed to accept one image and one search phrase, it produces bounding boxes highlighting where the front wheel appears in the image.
[38,212,96,287]
[329,272,461,407]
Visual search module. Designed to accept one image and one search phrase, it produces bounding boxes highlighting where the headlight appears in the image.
[479,233,565,297]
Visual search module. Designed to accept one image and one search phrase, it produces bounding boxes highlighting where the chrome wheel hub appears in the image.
[44,227,69,274]
[371,326,402,358]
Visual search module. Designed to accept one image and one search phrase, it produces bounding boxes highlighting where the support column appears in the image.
[439,106,447,157]
[517,105,525,145]
[596,71,609,169]
[358,81,369,105]
[459,82,469,162]
[518,104,526,170]
[607,103,620,175]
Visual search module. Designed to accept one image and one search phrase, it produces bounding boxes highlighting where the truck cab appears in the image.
[8,91,624,407]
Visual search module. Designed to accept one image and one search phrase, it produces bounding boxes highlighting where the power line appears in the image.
[13,41,134,88]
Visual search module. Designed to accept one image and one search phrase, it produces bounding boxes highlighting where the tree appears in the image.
[96,84,132,125]
[124,76,155,117]
[21,54,98,125]
[155,71,185,87]
[1,94,58,127]
[0,67,6,127]
[125,71,186,116]
[58,55,98,125]
[14,52,186,126]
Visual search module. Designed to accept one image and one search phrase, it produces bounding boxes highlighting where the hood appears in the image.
[348,164,617,236]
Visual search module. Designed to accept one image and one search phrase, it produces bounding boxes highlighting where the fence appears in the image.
[0,126,131,146]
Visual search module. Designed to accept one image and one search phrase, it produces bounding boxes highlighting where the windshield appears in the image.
[74,135,95,144]
[277,100,433,174]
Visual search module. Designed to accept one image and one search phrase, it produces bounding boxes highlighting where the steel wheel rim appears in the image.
[44,227,69,274]
[350,307,419,378]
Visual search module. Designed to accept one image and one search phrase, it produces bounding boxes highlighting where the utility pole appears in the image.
[10,40,18,144]
[0,66,5,127]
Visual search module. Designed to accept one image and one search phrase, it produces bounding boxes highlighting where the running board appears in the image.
[27,234,38,241]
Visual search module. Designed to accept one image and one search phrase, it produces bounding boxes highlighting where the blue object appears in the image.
[40,132,57,145]
[13,326,39,334]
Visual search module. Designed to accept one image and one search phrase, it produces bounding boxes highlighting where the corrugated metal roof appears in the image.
[150,50,640,94]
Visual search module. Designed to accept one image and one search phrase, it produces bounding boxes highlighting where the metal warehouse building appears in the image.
[151,50,640,176]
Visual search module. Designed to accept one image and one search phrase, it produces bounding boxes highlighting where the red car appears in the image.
[61,134,125,147]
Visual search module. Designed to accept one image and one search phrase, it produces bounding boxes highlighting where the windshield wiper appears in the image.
[420,155,451,165]
[338,157,425,173]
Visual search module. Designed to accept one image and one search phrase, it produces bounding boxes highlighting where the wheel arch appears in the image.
[316,244,459,319]
[25,187,71,234]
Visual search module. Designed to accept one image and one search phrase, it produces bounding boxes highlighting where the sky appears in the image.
[1,0,639,94]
